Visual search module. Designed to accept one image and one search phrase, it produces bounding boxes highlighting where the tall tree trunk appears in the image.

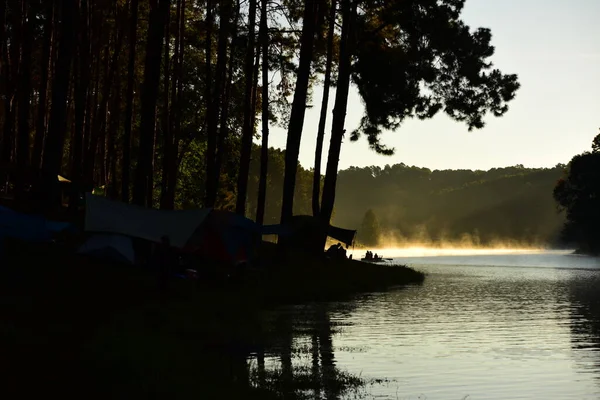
[1,0,21,167]
[86,27,124,186]
[204,0,231,208]
[163,0,185,210]
[214,0,240,201]
[279,0,320,224]
[234,0,257,215]
[107,75,121,199]
[0,0,5,73]
[147,114,158,206]
[32,1,55,172]
[0,0,8,180]
[85,43,100,178]
[312,0,337,217]
[15,0,34,201]
[133,0,170,206]
[122,0,139,203]
[255,0,269,225]
[42,0,77,210]
[70,0,90,210]
[159,2,171,209]
[320,0,356,231]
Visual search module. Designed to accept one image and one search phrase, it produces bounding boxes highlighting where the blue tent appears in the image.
[0,206,73,243]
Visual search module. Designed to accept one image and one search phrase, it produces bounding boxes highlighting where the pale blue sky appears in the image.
[265,0,600,171]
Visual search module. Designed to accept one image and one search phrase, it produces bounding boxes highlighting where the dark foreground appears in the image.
[0,240,424,399]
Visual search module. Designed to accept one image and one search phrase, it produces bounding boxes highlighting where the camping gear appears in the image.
[84,194,260,265]
[78,234,136,264]
[85,193,212,248]
[184,210,261,265]
[262,215,357,249]
[0,205,73,243]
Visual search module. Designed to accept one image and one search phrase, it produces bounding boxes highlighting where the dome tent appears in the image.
[78,233,135,265]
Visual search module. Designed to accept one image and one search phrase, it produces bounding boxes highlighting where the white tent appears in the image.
[78,234,136,265]
[84,193,212,248]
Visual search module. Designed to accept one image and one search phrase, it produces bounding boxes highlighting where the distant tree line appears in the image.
[335,163,566,247]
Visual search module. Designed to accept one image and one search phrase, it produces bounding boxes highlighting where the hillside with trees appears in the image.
[334,164,566,247]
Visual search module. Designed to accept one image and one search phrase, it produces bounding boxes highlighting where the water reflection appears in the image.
[239,252,600,399]
[246,302,366,399]
[568,270,600,378]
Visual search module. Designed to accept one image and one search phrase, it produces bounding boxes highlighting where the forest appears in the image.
[0,0,519,250]
[335,163,567,247]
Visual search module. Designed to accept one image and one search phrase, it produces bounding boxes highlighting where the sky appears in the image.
[262,0,600,172]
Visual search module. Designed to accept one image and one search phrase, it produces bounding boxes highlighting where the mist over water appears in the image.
[352,246,552,258]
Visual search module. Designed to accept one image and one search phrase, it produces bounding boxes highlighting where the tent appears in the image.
[84,194,260,265]
[184,210,261,265]
[0,205,73,243]
[78,234,135,264]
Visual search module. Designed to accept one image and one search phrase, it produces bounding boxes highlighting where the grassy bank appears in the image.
[0,239,423,399]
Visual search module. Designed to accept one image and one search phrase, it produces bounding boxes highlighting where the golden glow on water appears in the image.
[261,252,600,399]
[349,247,565,258]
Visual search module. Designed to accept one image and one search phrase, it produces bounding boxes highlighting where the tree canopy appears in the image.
[554,133,600,254]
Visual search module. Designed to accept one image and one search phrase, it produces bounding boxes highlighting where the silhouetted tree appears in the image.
[312,0,337,217]
[319,0,521,236]
[235,0,257,215]
[133,0,170,207]
[280,0,321,224]
[554,135,600,254]
[591,129,600,153]
[122,0,139,203]
[255,0,270,225]
[359,209,380,246]
[41,0,77,209]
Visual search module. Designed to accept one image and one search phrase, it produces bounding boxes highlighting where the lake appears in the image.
[255,249,600,399]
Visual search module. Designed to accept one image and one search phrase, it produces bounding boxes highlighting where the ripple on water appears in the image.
[260,251,600,399]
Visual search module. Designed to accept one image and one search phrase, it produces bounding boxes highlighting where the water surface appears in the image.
[259,250,600,399]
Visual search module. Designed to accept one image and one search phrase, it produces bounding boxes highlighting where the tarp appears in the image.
[0,206,73,242]
[327,225,356,247]
[261,216,356,247]
[84,193,212,248]
[84,194,260,265]
[78,234,135,264]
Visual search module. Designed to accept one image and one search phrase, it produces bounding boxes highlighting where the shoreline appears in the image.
[0,239,424,398]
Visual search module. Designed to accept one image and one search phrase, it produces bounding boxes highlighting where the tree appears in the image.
[41,0,77,209]
[554,133,600,254]
[255,0,270,225]
[133,0,170,207]
[359,209,380,246]
[32,0,55,172]
[319,0,355,227]
[235,0,258,215]
[280,0,321,224]
[591,128,600,153]
[312,0,337,217]
[319,0,520,238]
[15,0,34,201]
[554,152,600,254]
[122,0,139,203]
